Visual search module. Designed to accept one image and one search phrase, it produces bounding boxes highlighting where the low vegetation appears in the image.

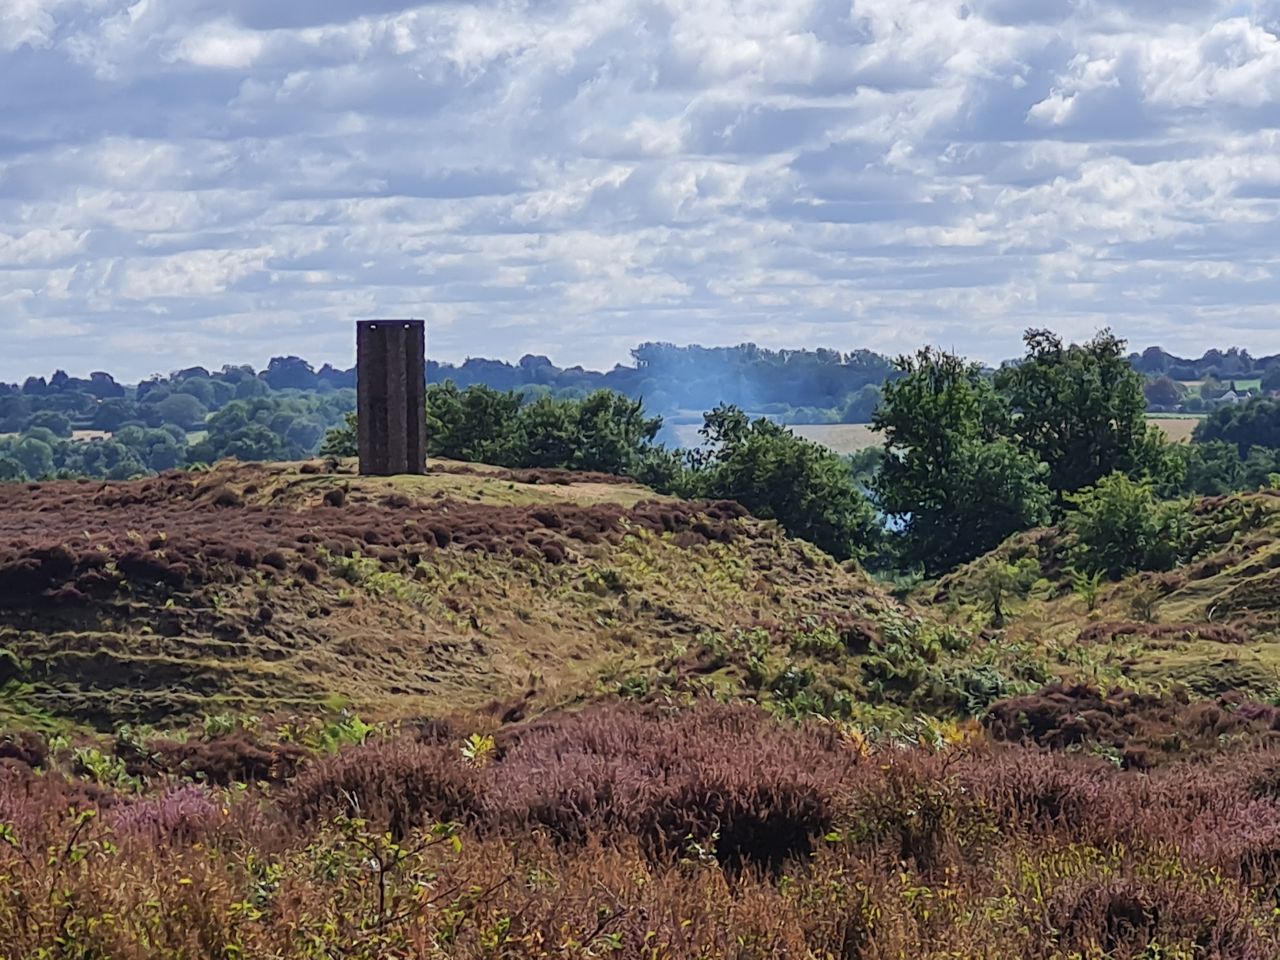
[8,328,1280,956]
[9,703,1280,958]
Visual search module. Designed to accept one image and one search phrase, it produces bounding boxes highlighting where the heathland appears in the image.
[8,330,1280,958]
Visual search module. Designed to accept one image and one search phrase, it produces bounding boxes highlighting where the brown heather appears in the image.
[5,701,1280,958]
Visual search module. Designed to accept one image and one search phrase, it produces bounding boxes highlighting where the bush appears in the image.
[1067,472,1190,579]
[140,734,307,785]
[1049,876,1267,959]
[108,785,222,844]
[285,738,481,839]
[486,703,857,868]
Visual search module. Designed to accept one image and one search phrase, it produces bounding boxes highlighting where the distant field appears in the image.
[0,429,111,442]
[789,423,882,451]
[1150,415,1202,443]
[677,415,1205,455]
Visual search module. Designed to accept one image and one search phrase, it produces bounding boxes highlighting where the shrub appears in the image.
[486,703,857,868]
[285,738,481,838]
[1067,472,1191,580]
[130,734,307,785]
[108,784,222,844]
[1048,876,1267,959]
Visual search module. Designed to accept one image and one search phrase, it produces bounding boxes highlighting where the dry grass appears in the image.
[1148,415,1203,443]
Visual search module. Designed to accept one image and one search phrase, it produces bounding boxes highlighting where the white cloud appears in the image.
[2,0,1280,379]
[170,20,265,69]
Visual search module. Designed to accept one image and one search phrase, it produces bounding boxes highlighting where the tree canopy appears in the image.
[873,347,1051,575]
[995,329,1166,502]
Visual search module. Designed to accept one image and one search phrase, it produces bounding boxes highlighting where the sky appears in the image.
[4,0,1280,381]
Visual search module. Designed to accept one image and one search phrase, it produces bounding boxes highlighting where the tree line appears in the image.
[4,338,1279,478]
[321,329,1280,579]
[7,331,1280,582]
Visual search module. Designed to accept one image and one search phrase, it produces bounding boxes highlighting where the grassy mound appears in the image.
[0,460,912,729]
[928,490,1280,701]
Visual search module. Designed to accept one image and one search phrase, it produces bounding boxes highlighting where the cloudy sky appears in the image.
[3,0,1280,381]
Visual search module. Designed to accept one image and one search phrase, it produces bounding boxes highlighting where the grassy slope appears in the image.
[0,459,913,730]
[6,458,1279,735]
[929,489,1280,699]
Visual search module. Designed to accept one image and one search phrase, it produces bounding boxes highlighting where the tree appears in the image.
[13,437,54,479]
[262,356,318,391]
[1134,346,1170,375]
[87,371,125,399]
[1171,440,1246,497]
[69,440,146,480]
[24,410,72,438]
[0,455,24,481]
[1263,366,1280,394]
[176,377,216,407]
[1194,397,1280,454]
[841,384,881,423]
[975,554,1041,627]
[149,393,209,430]
[995,329,1167,502]
[320,412,357,458]
[91,398,141,431]
[285,416,327,454]
[564,391,663,474]
[1143,376,1185,409]
[213,424,289,462]
[235,378,271,399]
[0,395,31,432]
[686,405,882,561]
[116,426,186,472]
[325,386,664,478]
[873,347,1051,575]
[502,395,576,468]
[1067,473,1189,580]
[428,382,523,462]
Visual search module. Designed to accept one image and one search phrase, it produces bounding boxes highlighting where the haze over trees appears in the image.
[5,330,1280,581]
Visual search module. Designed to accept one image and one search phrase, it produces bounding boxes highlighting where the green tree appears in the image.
[686,405,882,562]
[149,392,209,430]
[325,386,664,478]
[321,412,357,458]
[428,382,523,461]
[216,423,289,462]
[115,426,186,472]
[1262,366,1280,394]
[66,439,147,480]
[1143,376,1185,408]
[90,398,141,431]
[503,395,576,468]
[562,391,662,474]
[1170,440,1245,496]
[1067,472,1190,580]
[975,554,1041,627]
[1194,397,1280,454]
[13,436,54,479]
[873,347,1050,575]
[995,329,1167,502]
[0,455,24,481]
[24,410,72,438]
